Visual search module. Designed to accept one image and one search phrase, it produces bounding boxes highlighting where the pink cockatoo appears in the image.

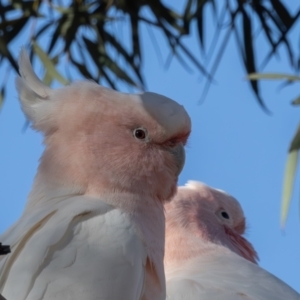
[0,49,191,300]
[164,181,300,300]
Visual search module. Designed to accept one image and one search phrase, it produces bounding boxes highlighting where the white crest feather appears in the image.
[15,48,52,122]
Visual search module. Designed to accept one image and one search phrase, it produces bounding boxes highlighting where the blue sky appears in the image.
[1,1,300,293]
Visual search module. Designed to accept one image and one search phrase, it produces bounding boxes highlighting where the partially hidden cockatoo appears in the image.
[164,181,300,300]
[0,49,191,300]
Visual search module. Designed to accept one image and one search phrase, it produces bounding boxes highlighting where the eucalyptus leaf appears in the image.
[0,0,299,112]
[242,8,268,112]
[281,123,300,227]
[289,124,300,152]
[281,150,298,227]
[248,73,300,82]
[42,55,59,86]
[0,36,18,71]
[0,86,5,109]
[291,96,300,106]
[32,42,69,85]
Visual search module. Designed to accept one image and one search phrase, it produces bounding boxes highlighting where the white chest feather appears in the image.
[0,197,165,300]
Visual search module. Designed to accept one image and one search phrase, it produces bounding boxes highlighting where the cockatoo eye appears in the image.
[216,209,230,221]
[133,128,147,140]
[221,211,230,219]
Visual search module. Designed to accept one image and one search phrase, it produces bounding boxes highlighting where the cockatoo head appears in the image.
[16,49,191,204]
[165,181,258,265]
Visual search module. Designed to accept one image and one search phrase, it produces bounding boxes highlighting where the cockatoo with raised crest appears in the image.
[165,181,300,300]
[0,49,191,300]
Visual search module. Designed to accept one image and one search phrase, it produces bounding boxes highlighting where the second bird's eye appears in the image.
[221,211,230,219]
[134,128,147,140]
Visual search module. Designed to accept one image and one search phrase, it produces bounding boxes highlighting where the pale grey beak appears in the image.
[170,143,185,176]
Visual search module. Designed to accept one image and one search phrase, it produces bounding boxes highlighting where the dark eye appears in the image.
[134,128,146,140]
[221,211,230,219]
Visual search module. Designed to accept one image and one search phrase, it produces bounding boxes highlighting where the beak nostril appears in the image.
[166,139,177,148]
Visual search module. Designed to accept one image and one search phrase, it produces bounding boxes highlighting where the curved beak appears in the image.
[170,142,185,176]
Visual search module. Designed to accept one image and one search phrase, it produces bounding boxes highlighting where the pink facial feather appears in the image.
[164,181,258,266]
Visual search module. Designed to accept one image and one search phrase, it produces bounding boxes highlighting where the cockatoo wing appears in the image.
[166,250,300,300]
[0,196,147,300]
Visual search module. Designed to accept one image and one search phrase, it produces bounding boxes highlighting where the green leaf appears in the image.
[130,13,141,63]
[281,150,298,227]
[291,96,300,106]
[34,22,53,39]
[196,0,217,52]
[5,17,30,44]
[254,4,275,49]
[281,124,300,227]
[0,36,18,71]
[257,1,297,69]
[42,55,59,86]
[32,41,69,85]
[270,0,293,29]
[241,8,269,113]
[182,0,193,33]
[48,14,68,53]
[148,2,182,33]
[99,30,144,84]
[196,3,205,50]
[83,37,139,87]
[0,85,5,109]
[176,38,213,80]
[289,124,300,152]
[70,57,97,81]
[248,73,300,81]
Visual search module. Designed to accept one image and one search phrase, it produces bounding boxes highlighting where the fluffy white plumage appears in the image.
[165,181,300,300]
[0,49,191,300]
[0,198,146,299]
[166,251,300,300]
